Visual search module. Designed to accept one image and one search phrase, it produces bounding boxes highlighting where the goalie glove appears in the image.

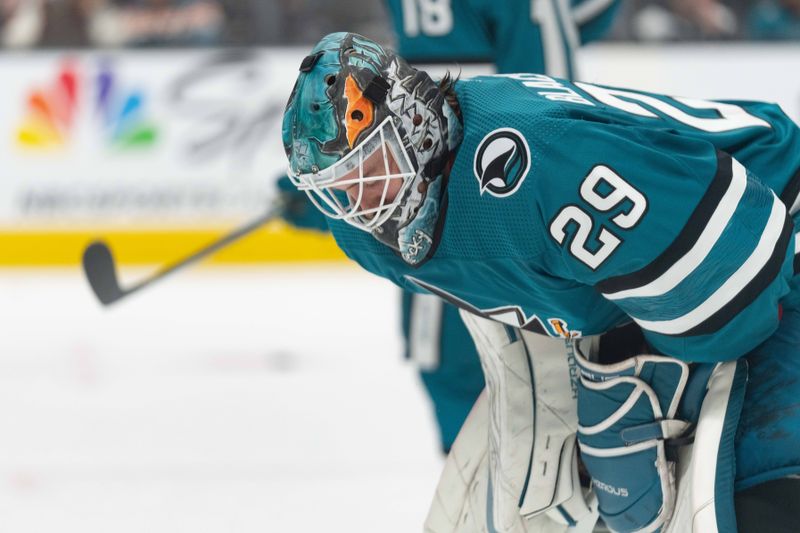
[275,175,330,232]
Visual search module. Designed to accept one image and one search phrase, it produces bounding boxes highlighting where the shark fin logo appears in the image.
[473,128,530,197]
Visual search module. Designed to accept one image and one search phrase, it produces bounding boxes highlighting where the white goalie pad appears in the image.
[425,311,599,532]
[666,360,742,533]
[426,311,746,533]
[425,391,599,533]
[425,389,490,533]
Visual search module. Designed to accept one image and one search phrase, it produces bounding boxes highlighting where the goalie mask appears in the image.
[282,32,462,264]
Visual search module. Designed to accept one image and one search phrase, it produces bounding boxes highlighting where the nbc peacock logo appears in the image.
[16,60,158,150]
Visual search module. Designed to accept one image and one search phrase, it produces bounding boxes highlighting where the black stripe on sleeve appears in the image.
[793,238,800,275]
[596,151,734,295]
[779,166,800,214]
[675,211,793,337]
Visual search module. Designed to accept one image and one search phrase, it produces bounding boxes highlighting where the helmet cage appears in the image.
[288,116,418,231]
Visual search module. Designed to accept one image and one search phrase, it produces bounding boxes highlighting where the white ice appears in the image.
[0,265,443,532]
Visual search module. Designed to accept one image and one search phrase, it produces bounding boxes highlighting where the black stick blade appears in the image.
[82,241,124,305]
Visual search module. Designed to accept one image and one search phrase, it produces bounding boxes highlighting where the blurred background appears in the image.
[0,1,799,532]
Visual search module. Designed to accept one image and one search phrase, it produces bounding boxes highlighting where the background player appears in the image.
[385,0,619,77]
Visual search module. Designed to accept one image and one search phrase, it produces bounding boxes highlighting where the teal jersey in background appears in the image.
[381,0,619,453]
[747,1,800,41]
[380,0,620,454]
[384,0,620,76]
[328,74,800,363]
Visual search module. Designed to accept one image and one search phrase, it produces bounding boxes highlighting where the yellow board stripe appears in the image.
[0,222,347,266]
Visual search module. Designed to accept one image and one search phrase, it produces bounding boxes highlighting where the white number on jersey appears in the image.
[402,0,453,37]
[574,82,771,133]
[550,165,647,270]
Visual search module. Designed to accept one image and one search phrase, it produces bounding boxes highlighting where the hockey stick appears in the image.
[82,205,281,306]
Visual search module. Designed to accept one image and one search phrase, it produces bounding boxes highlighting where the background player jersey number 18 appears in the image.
[401,0,453,36]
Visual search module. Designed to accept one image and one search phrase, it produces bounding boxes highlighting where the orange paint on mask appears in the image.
[344,75,374,148]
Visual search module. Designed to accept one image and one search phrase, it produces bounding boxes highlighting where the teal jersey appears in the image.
[384,0,620,76]
[748,1,800,41]
[328,74,800,362]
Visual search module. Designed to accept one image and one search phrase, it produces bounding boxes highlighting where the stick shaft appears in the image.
[127,207,280,294]
[84,206,280,305]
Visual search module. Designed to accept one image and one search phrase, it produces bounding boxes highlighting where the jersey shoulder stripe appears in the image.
[628,192,791,336]
[679,210,793,336]
[596,151,737,296]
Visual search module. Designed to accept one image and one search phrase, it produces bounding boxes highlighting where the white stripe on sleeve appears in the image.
[603,159,748,301]
[571,0,617,25]
[634,194,786,335]
[532,0,569,78]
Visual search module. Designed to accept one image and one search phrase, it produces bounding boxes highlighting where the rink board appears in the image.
[1,44,799,265]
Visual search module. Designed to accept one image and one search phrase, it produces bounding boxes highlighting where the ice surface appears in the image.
[0,265,443,532]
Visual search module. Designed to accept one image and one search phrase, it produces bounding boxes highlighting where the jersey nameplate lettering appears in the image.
[497,73,594,106]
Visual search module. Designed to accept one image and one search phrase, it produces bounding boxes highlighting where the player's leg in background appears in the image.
[383,0,491,457]
[402,291,485,453]
[274,172,485,455]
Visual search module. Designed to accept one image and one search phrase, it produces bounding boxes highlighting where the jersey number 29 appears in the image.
[550,165,647,270]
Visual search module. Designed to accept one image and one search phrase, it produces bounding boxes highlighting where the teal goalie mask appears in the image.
[282,32,462,264]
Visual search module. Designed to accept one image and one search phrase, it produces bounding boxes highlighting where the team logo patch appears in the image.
[473,128,531,197]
